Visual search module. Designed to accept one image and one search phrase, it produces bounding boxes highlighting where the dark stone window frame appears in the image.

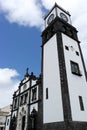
[79,96,84,111]
[32,87,37,102]
[7,119,9,126]
[24,93,28,104]
[13,98,17,109]
[70,61,82,76]
[20,95,24,106]
[23,83,27,91]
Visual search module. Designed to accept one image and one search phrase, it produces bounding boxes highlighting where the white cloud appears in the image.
[0,0,44,28]
[0,0,87,43]
[0,68,20,108]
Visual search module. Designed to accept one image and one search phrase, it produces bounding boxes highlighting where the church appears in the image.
[5,3,87,130]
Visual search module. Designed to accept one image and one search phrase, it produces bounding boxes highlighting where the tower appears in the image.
[42,3,87,130]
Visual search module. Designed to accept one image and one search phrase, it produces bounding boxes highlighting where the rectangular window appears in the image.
[65,45,69,50]
[24,93,28,103]
[76,51,79,56]
[70,61,82,76]
[14,98,17,109]
[46,88,48,99]
[20,95,23,105]
[79,96,84,111]
[32,88,37,101]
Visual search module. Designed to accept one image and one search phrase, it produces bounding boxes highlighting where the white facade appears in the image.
[43,34,64,123]
[62,33,87,121]
[16,105,28,130]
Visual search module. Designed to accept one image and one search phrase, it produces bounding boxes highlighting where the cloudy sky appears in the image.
[0,0,87,108]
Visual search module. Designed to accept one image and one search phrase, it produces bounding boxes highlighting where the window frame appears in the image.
[79,96,84,111]
[32,87,37,101]
[24,93,28,104]
[70,61,82,76]
[46,88,48,99]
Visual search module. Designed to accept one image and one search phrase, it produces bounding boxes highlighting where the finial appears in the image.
[55,2,57,6]
[24,68,29,77]
[26,68,29,74]
[31,72,34,76]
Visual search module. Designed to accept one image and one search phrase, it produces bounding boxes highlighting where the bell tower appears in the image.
[42,3,87,130]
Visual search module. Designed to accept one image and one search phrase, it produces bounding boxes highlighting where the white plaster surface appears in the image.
[43,34,64,123]
[62,33,87,121]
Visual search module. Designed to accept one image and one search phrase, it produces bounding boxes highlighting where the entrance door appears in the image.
[22,116,25,130]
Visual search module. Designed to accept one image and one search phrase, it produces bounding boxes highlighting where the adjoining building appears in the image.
[0,105,10,130]
[5,3,87,130]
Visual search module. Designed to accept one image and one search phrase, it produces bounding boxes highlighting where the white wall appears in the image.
[31,80,37,86]
[62,33,87,121]
[12,111,17,117]
[16,105,28,130]
[20,81,30,93]
[43,34,64,123]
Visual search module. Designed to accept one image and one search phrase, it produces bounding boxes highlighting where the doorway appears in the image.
[22,116,26,130]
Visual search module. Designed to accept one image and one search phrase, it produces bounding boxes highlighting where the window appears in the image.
[70,61,82,76]
[76,51,79,56]
[79,96,84,111]
[20,95,23,105]
[14,98,17,109]
[46,88,48,99]
[32,88,37,101]
[24,93,28,103]
[7,119,9,126]
[65,45,69,50]
[23,84,27,91]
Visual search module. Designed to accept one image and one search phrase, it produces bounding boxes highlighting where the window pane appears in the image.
[71,61,80,75]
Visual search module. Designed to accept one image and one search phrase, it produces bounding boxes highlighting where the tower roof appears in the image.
[44,3,71,20]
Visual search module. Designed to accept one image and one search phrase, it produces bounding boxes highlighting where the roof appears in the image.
[44,3,71,20]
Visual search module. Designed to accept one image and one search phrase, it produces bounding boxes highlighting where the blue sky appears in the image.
[0,14,41,77]
[0,0,87,108]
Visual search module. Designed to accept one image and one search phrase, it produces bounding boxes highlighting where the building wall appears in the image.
[16,104,28,130]
[62,33,87,121]
[43,34,64,123]
[5,116,11,130]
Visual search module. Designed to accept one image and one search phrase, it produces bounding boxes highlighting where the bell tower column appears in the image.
[42,3,87,130]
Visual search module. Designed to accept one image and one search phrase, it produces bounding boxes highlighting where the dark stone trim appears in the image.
[42,17,79,46]
[44,3,70,20]
[28,100,41,106]
[77,42,87,81]
[26,78,32,130]
[70,60,82,76]
[43,121,87,130]
[6,115,11,118]
[13,81,41,98]
[56,32,72,124]
[43,122,66,130]
[9,99,14,130]
[11,108,18,112]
